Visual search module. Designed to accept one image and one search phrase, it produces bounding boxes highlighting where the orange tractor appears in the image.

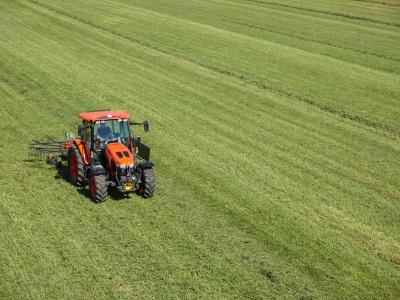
[30,110,155,202]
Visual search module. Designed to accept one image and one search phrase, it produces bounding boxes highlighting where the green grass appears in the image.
[0,0,399,299]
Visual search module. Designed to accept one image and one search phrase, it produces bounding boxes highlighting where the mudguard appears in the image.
[139,161,155,170]
[73,138,90,165]
[134,138,151,161]
[86,165,107,177]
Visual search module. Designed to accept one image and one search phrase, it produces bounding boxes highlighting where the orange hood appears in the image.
[105,142,134,170]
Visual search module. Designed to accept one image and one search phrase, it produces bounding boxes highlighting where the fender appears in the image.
[86,165,107,178]
[73,138,90,165]
[134,138,151,161]
[139,161,155,170]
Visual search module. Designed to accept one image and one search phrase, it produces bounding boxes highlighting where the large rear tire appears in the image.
[68,145,86,187]
[139,168,156,198]
[89,173,108,203]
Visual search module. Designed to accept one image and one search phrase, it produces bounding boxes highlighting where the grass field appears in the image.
[0,0,399,299]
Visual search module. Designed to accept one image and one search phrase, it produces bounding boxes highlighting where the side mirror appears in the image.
[78,124,83,137]
[143,120,149,132]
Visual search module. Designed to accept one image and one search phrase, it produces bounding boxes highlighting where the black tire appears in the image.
[89,173,108,203]
[139,168,156,198]
[68,145,86,187]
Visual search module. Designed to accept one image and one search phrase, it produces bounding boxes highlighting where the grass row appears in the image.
[27,0,400,135]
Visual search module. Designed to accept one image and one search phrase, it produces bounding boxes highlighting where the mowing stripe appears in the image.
[22,0,400,137]
[240,0,400,27]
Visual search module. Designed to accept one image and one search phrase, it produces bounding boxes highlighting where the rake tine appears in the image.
[29,141,66,146]
[46,135,60,142]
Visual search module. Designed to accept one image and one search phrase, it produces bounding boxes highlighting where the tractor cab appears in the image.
[94,119,130,145]
[82,118,131,154]
[79,110,131,143]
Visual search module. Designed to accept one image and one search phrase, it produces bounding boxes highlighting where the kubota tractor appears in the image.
[65,109,156,202]
[29,110,155,202]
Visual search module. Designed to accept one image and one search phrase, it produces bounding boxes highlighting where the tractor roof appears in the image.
[78,110,130,122]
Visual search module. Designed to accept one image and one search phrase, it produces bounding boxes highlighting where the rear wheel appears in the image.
[139,168,156,198]
[68,145,85,186]
[89,173,108,203]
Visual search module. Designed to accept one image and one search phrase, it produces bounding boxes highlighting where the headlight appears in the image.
[117,163,127,175]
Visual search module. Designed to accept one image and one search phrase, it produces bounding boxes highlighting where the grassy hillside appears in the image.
[0,0,399,299]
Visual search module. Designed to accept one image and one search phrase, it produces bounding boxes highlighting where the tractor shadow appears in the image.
[55,164,136,202]
[76,187,132,202]
[54,164,70,182]
[25,158,138,203]
[25,157,144,203]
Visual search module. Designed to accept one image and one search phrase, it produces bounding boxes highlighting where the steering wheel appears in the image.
[106,137,118,144]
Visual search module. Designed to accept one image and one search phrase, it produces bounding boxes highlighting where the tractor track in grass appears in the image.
[350,0,400,8]
[211,19,400,63]
[151,1,400,63]
[26,0,400,138]
[241,0,400,27]
[0,68,29,96]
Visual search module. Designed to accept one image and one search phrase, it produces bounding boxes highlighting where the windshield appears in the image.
[94,119,131,145]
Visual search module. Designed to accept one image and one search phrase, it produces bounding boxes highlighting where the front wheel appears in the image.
[89,173,108,203]
[139,168,156,198]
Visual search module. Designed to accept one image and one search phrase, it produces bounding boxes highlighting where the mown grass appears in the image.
[0,0,399,299]
[27,0,400,133]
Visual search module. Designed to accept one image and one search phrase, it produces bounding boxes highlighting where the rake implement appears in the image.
[28,134,73,166]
